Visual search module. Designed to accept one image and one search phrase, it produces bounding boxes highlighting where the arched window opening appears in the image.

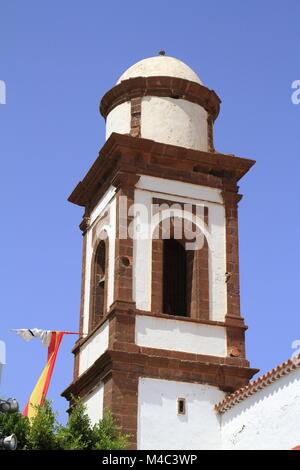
[163,239,187,316]
[90,240,106,331]
[151,218,209,320]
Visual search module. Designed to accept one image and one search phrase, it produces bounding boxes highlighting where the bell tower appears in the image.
[62,55,258,450]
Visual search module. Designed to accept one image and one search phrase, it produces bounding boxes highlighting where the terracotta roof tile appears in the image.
[215,354,300,414]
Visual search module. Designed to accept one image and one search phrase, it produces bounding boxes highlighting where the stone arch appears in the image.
[89,228,110,332]
[151,214,209,320]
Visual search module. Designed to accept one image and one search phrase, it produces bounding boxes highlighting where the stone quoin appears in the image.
[62,55,300,450]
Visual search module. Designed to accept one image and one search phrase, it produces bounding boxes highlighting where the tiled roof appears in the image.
[215,354,300,414]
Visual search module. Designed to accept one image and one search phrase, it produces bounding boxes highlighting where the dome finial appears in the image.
[158,50,166,56]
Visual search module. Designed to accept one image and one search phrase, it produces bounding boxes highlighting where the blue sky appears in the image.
[0,0,300,423]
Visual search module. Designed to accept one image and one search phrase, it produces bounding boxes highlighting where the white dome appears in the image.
[117,55,203,85]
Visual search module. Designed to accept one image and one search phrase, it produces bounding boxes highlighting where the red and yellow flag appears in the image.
[23,331,64,419]
[12,328,84,420]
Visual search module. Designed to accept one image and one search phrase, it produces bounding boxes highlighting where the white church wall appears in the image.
[136,175,223,204]
[135,315,226,357]
[209,203,227,322]
[106,196,116,309]
[79,321,109,376]
[82,228,93,335]
[106,101,131,140]
[89,185,116,225]
[133,177,226,321]
[82,382,104,426]
[138,378,224,449]
[132,189,152,311]
[221,367,300,450]
[140,96,208,151]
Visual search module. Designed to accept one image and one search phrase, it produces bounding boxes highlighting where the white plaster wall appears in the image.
[106,101,131,140]
[136,316,226,357]
[138,378,224,449]
[133,177,227,321]
[132,190,152,311]
[79,321,109,376]
[82,382,104,426]
[83,227,93,335]
[208,204,227,322]
[89,186,116,225]
[136,175,223,204]
[141,96,208,151]
[221,367,300,450]
[106,197,116,309]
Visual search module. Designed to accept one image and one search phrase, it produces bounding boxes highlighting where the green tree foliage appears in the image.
[0,398,130,450]
[56,398,94,450]
[92,409,130,450]
[24,400,59,450]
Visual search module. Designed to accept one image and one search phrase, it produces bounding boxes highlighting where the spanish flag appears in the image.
[12,329,83,420]
[22,331,64,419]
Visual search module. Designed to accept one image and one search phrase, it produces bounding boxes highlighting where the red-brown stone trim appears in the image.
[72,300,136,355]
[130,97,141,138]
[79,215,90,235]
[134,308,247,330]
[222,190,243,322]
[226,326,246,359]
[68,134,255,210]
[111,171,141,190]
[100,76,221,122]
[73,304,248,354]
[111,174,140,306]
[135,345,250,368]
[103,370,138,448]
[113,188,135,304]
[207,114,215,152]
[72,303,248,382]
[66,346,257,402]
[108,309,136,349]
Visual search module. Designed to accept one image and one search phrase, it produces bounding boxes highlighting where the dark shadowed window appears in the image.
[163,238,187,316]
[90,240,106,330]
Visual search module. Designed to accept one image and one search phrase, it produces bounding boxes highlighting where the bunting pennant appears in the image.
[12,329,85,420]
[11,328,52,347]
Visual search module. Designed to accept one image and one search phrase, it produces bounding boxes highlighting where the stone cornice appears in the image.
[221,190,243,206]
[61,347,259,400]
[79,215,90,234]
[100,76,221,121]
[72,302,248,357]
[134,308,248,330]
[68,133,255,209]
